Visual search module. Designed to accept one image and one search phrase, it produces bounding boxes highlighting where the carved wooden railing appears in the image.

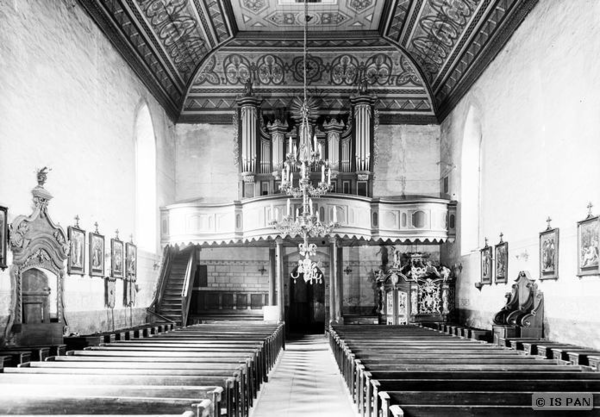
[160,195,457,246]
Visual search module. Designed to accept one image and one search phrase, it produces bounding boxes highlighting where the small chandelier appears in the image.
[270,1,337,284]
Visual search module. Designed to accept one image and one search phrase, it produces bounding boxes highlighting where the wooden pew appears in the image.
[0,322,283,417]
[329,324,600,417]
[0,356,11,370]
[41,357,250,417]
[383,391,600,417]
[0,350,32,366]
[0,383,220,416]
[0,395,212,416]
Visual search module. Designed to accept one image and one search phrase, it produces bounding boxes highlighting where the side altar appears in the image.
[376,252,455,325]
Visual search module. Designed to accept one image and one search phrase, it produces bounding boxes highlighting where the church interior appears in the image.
[1,0,600,415]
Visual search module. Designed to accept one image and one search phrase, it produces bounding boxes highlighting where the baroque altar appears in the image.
[376,252,455,325]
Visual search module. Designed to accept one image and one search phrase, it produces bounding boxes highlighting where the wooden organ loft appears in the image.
[236,81,376,199]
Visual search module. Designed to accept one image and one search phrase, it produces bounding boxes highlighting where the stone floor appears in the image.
[250,333,357,417]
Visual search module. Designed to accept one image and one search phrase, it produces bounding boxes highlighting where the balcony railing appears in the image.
[160,195,457,246]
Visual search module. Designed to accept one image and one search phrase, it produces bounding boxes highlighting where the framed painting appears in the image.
[89,231,105,277]
[111,238,124,279]
[126,242,137,280]
[540,227,559,280]
[480,243,493,286]
[67,226,86,276]
[495,241,509,284]
[0,206,7,271]
[577,215,600,276]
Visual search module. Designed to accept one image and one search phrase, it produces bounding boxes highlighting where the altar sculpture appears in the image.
[376,252,455,325]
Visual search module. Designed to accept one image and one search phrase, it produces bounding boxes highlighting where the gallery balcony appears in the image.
[160,195,457,247]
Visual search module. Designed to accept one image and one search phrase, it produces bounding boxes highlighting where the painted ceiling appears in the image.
[80,0,538,124]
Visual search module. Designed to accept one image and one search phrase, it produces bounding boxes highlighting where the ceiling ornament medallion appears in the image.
[347,0,375,13]
[330,55,359,85]
[241,0,268,14]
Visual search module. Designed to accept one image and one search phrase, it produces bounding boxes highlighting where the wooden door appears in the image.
[21,268,54,323]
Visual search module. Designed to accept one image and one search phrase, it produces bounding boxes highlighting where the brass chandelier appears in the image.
[271,1,338,284]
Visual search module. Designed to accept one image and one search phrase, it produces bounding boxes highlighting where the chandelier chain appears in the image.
[270,1,338,284]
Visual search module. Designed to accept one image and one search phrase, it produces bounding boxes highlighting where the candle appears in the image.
[327,167,331,184]
[316,211,320,221]
[287,199,291,216]
[310,199,314,215]
[313,135,317,152]
[321,165,325,182]
[293,144,297,155]
[333,207,337,223]
[288,137,292,154]
[296,208,299,219]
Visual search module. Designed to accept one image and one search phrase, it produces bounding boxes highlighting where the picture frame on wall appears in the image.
[540,226,559,280]
[494,238,509,284]
[111,237,124,279]
[67,225,86,276]
[0,206,7,271]
[126,241,137,281]
[89,229,105,277]
[480,240,493,286]
[577,214,600,276]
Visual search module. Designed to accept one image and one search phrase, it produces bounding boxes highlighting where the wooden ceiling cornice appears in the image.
[79,0,538,124]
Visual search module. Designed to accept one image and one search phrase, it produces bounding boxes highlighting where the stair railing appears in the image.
[147,308,176,324]
[148,245,175,315]
[180,248,196,327]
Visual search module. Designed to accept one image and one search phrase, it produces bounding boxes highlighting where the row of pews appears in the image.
[428,321,600,369]
[330,324,600,417]
[0,321,284,417]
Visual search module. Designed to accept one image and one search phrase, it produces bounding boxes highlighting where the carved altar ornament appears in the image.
[5,172,68,344]
[10,183,69,273]
[377,252,455,323]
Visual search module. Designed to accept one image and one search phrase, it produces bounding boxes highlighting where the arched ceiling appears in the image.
[80,0,538,124]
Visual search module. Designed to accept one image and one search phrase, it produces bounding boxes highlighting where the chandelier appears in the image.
[271,1,338,284]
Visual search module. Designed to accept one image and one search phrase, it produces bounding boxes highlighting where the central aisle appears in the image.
[251,333,357,417]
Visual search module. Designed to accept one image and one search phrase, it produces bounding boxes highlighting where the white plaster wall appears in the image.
[0,1,176,337]
[374,125,441,197]
[440,0,600,348]
[175,124,239,203]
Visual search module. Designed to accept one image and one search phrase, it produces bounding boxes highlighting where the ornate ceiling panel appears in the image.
[79,0,538,123]
[230,0,385,31]
[180,35,434,123]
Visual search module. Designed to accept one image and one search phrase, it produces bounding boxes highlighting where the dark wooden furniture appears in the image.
[492,271,544,345]
[0,322,285,417]
[329,324,600,417]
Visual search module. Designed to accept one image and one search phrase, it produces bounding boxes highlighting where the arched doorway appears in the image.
[288,269,325,334]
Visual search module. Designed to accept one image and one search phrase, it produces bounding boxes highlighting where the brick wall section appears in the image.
[201,261,270,292]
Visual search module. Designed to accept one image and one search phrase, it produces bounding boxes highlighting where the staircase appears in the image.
[152,247,196,325]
